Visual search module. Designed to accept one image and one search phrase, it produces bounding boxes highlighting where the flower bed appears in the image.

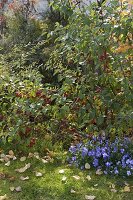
[69,137,133,176]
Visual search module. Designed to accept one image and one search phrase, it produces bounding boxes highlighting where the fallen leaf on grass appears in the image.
[5,161,10,167]
[85,195,96,200]
[6,155,13,159]
[109,184,115,189]
[94,184,98,187]
[0,194,7,200]
[49,158,54,163]
[0,154,5,158]
[10,187,15,192]
[15,186,22,192]
[13,156,17,160]
[96,169,103,175]
[28,153,34,158]
[34,155,40,160]
[34,152,40,159]
[8,176,16,182]
[7,151,14,159]
[10,186,22,192]
[35,172,43,177]
[20,157,26,162]
[86,175,91,181]
[20,176,29,181]
[9,150,14,157]
[34,152,39,156]
[59,169,65,174]
[72,175,80,180]
[0,149,3,154]
[110,189,117,193]
[70,189,76,194]
[15,163,31,173]
[123,186,130,192]
[3,156,9,162]
[0,173,6,179]
[62,176,67,182]
[41,159,48,164]
[124,182,129,186]
[85,163,91,170]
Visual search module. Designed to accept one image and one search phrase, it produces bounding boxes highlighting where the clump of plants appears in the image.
[69,136,133,176]
[0,0,133,156]
[46,0,133,139]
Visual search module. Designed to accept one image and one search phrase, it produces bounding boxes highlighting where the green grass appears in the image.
[0,154,133,200]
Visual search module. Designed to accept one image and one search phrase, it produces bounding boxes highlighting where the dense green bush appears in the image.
[0,0,132,152]
[46,0,133,138]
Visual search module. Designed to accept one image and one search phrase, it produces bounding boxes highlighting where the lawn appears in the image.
[0,151,133,200]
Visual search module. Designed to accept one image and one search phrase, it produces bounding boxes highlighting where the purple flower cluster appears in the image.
[69,137,133,176]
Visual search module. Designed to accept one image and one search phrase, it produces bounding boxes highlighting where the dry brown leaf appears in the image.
[85,195,96,200]
[0,149,3,154]
[110,189,117,193]
[20,157,26,162]
[0,173,6,179]
[120,0,133,5]
[6,155,13,159]
[123,186,130,192]
[5,161,10,167]
[15,186,22,192]
[20,176,29,181]
[0,154,5,158]
[8,150,14,156]
[35,172,43,177]
[85,163,91,170]
[0,194,8,200]
[72,175,80,180]
[34,155,40,160]
[59,169,65,174]
[15,163,31,173]
[7,151,14,159]
[34,152,40,159]
[96,169,103,175]
[41,159,48,164]
[10,187,15,192]
[3,156,9,162]
[28,153,34,158]
[109,184,115,189]
[94,184,98,187]
[70,189,76,194]
[86,175,91,181]
[13,156,17,160]
[8,176,16,182]
[62,176,67,182]
[115,44,133,53]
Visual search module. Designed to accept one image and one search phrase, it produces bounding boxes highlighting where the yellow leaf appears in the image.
[121,10,130,16]
[0,194,7,200]
[115,44,133,53]
[124,186,130,192]
[120,0,133,5]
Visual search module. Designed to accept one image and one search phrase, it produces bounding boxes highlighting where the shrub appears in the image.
[0,0,132,151]
[46,0,133,138]
[0,66,43,140]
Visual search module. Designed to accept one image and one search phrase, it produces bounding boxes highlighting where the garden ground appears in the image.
[0,150,133,200]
